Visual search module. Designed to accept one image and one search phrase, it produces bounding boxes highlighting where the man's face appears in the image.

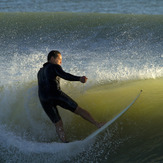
[53,54,62,65]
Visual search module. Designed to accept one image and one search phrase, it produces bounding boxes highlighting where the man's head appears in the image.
[48,50,62,65]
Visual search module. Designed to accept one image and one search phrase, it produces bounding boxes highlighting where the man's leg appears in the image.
[74,106,105,128]
[55,119,68,143]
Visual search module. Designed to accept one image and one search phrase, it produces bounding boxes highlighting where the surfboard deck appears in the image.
[84,90,143,141]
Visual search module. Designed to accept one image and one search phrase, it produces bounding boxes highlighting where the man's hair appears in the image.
[47,50,61,61]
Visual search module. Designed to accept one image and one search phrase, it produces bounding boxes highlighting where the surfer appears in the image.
[37,50,104,143]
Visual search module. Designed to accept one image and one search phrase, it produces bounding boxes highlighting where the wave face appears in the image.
[0,13,163,83]
[0,12,163,162]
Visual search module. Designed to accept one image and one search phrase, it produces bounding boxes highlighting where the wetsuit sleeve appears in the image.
[54,65,81,81]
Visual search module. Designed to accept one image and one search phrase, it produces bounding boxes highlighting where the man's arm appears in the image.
[54,65,80,81]
[54,64,88,83]
[54,65,88,83]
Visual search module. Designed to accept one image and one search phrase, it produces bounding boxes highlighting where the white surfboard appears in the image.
[84,90,143,141]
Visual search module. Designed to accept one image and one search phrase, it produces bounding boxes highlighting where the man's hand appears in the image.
[80,76,88,83]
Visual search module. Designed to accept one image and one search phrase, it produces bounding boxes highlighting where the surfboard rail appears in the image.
[84,90,143,141]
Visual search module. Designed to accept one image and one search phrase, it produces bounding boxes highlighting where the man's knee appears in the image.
[74,106,81,114]
[74,106,85,115]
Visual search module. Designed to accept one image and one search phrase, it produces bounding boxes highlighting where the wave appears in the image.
[0,12,162,84]
[0,78,163,162]
[0,12,163,50]
[0,12,163,162]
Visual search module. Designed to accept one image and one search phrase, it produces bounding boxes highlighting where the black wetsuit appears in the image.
[37,62,81,123]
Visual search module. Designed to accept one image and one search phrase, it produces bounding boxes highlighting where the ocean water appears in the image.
[0,0,163,14]
[0,1,163,163]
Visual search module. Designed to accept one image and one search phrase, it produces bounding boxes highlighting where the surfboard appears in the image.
[84,90,143,141]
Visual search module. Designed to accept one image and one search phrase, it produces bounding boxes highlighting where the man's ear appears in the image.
[50,57,55,63]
